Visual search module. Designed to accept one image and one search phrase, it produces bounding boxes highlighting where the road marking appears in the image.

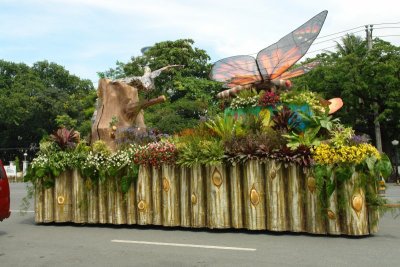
[111,240,256,251]
[11,210,35,213]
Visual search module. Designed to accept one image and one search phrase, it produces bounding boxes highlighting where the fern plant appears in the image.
[205,115,245,142]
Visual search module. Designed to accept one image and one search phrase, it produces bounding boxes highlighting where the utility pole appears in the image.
[366,25,383,153]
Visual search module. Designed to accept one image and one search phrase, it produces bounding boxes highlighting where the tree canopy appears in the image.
[294,35,400,153]
[98,39,222,133]
[0,60,96,150]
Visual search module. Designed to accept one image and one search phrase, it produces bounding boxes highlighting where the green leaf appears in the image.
[51,167,60,178]
[326,180,336,198]
[120,176,131,194]
[375,154,393,179]
[335,165,352,183]
[366,156,377,173]
[314,164,328,180]
[35,167,46,179]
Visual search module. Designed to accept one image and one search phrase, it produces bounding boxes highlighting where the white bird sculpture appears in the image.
[113,65,183,91]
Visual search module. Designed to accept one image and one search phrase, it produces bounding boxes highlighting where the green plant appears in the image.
[230,89,259,109]
[224,129,286,162]
[92,140,111,157]
[299,111,340,132]
[272,106,300,134]
[109,116,119,128]
[205,115,245,142]
[176,137,224,166]
[329,124,355,147]
[283,127,321,150]
[280,89,327,114]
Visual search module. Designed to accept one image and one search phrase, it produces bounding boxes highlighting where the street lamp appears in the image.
[391,140,399,184]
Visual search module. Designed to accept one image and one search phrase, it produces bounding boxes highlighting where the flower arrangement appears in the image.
[312,143,381,165]
[258,91,280,107]
[230,95,259,109]
[280,90,326,114]
[132,141,177,167]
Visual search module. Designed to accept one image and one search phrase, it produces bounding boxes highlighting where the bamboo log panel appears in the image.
[179,166,191,227]
[137,165,152,225]
[126,180,136,225]
[206,164,230,229]
[54,170,73,222]
[286,164,305,232]
[161,164,180,226]
[305,173,326,234]
[86,179,99,224]
[190,164,206,228]
[243,160,266,230]
[72,169,87,223]
[326,173,341,235]
[229,164,244,229]
[98,180,107,223]
[107,178,115,224]
[34,181,44,223]
[43,186,54,223]
[367,183,379,234]
[265,160,288,232]
[113,177,127,224]
[341,172,369,235]
[151,166,162,225]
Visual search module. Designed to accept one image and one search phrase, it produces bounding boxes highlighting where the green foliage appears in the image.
[283,127,321,150]
[299,111,340,134]
[280,88,327,114]
[375,154,393,179]
[92,140,111,157]
[0,60,96,148]
[272,106,300,134]
[205,115,245,142]
[55,114,77,129]
[173,126,224,166]
[176,136,224,166]
[329,124,355,147]
[224,130,285,162]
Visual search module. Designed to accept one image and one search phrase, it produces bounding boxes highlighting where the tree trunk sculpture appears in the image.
[91,78,165,151]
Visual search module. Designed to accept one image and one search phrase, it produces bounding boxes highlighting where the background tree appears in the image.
[0,60,96,156]
[295,35,400,154]
[98,39,222,133]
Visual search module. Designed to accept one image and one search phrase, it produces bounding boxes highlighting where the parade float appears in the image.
[26,10,392,236]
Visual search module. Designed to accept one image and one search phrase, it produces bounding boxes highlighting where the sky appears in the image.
[1,0,399,86]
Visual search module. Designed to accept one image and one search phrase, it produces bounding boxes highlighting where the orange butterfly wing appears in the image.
[278,61,320,80]
[210,55,262,88]
[256,10,328,80]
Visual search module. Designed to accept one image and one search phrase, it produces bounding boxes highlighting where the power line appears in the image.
[316,25,365,39]
[312,30,366,45]
[375,34,400,38]
[371,22,400,26]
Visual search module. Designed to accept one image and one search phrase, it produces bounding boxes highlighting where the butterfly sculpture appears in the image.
[210,10,341,114]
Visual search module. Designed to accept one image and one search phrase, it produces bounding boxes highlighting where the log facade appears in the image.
[34,161,379,236]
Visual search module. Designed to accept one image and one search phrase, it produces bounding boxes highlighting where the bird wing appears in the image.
[150,64,184,78]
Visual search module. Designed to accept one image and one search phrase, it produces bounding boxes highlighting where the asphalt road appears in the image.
[1,183,399,267]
